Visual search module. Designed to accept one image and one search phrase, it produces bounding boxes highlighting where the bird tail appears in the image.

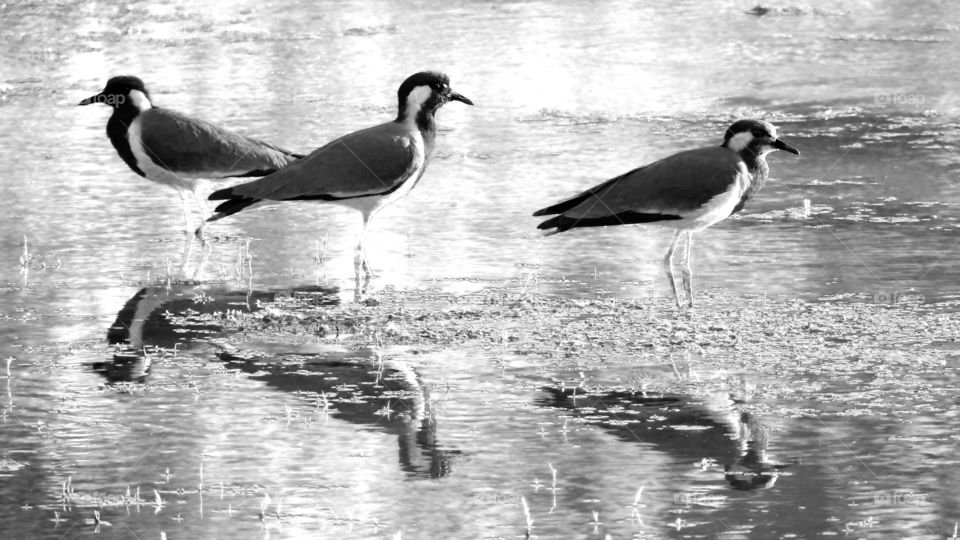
[536,212,683,235]
[532,183,613,235]
[535,214,574,235]
[532,174,625,217]
[532,195,590,218]
[206,186,261,223]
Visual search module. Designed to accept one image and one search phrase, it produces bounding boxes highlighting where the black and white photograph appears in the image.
[1,1,958,538]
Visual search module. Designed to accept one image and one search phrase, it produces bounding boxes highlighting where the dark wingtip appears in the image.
[205,187,259,220]
[208,187,234,201]
[537,212,683,233]
[536,215,569,232]
[210,198,258,217]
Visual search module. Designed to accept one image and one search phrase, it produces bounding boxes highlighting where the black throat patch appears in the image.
[106,104,145,177]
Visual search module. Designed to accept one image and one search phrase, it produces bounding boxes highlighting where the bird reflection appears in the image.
[218,349,455,479]
[92,283,451,478]
[93,284,337,382]
[724,424,782,491]
[539,385,787,492]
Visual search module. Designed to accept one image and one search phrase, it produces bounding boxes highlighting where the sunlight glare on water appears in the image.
[2,0,960,538]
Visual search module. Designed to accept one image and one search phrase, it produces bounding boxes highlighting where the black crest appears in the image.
[396,71,449,106]
[723,119,775,144]
[101,75,150,100]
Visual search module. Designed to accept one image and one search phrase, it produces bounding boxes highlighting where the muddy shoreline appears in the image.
[198,287,957,389]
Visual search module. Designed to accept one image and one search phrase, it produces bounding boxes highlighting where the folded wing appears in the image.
[535,147,746,232]
[139,108,300,176]
[207,121,420,218]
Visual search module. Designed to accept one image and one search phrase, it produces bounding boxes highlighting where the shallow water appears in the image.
[2,0,960,538]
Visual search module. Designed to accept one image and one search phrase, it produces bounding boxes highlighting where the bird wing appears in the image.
[213,121,420,202]
[541,147,748,220]
[138,108,299,175]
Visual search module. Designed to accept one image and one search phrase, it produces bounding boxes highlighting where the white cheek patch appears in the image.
[403,85,433,119]
[128,89,153,112]
[726,131,754,153]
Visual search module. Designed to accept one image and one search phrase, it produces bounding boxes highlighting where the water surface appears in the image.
[2,0,960,538]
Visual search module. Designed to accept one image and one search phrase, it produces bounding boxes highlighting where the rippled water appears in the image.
[3,0,960,538]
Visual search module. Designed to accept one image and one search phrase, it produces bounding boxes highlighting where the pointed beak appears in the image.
[78,93,103,106]
[773,138,799,155]
[447,91,473,106]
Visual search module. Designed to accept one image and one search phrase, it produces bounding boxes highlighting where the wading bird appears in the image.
[533,120,799,307]
[203,71,473,294]
[79,76,302,231]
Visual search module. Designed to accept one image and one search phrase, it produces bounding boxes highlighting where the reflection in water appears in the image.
[3,0,960,537]
[540,385,788,492]
[92,283,451,478]
[218,349,455,479]
[93,349,152,383]
[93,283,337,382]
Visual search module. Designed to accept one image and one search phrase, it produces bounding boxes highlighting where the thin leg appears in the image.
[194,220,208,240]
[359,213,377,280]
[178,191,193,232]
[361,257,374,280]
[181,230,195,276]
[681,232,694,307]
[354,213,373,298]
[663,230,683,308]
[192,189,211,219]
[192,237,213,281]
[191,190,211,240]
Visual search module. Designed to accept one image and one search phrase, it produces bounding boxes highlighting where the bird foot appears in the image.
[194,222,209,240]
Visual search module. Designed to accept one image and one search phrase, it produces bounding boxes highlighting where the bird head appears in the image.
[396,71,473,123]
[722,119,799,158]
[78,76,152,111]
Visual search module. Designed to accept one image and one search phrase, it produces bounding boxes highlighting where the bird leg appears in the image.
[354,214,373,298]
[663,230,683,308]
[191,190,211,241]
[180,229,195,277]
[192,238,213,281]
[361,258,374,280]
[192,189,211,220]
[681,232,694,308]
[359,213,378,280]
[178,191,193,233]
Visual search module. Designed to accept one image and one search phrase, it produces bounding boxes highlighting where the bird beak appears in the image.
[78,93,103,106]
[447,91,474,106]
[773,139,799,155]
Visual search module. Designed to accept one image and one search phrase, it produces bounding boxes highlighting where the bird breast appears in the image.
[126,117,197,191]
[681,164,753,231]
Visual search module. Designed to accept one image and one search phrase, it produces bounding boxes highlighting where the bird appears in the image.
[533,119,799,308]
[203,71,473,292]
[78,76,302,232]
